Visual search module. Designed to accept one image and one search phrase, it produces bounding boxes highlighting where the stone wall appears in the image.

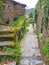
[36,7,49,42]
[46,22,49,42]
[43,18,49,42]
[14,4,25,16]
[2,0,15,23]
[1,0,26,24]
[37,8,42,32]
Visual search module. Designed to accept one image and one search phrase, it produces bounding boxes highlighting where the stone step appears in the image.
[1,61,16,65]
[0,31,16,41]
[0,37,14,41]
[0,41,15,46]
[0,34,15,41]
[0,25,15,32]
[0,31,15,35]
[30,60,44,65]
[6,61,16,65]
[0,51,11,56]
[36,56,42,60]
[20,59,44,65]
[35,53,42,60]
[0,33,15,38]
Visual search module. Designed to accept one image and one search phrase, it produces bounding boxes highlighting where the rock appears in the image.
[7,61,16,65]
[36,61,43,65]
[20,59,30,65]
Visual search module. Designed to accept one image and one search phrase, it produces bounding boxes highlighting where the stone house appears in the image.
[2,0,26,24]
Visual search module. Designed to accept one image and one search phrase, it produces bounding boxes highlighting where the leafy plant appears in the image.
[34,29,40,36]
[41,40,49,61]
[0,0,3,11]
[0,18,2,23]
[29,11,33,18]
[34,0,49,27]
[10,16,25,28]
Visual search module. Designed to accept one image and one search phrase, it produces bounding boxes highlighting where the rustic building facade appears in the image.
[2,0,26,23]
[12,1,26,16]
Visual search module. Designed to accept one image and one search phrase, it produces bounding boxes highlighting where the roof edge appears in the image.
[11,0,26,7]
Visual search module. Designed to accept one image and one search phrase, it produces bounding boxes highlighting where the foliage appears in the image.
[11,36,22,63]
[34,29,40,36]
[42,0,49,26]
[29,12,33,18]
[0,0,3,11]
[22,21,28,37]
[0,0,3,24]
[41,35,49,61]
[40,34,45,44]
[34,0,42,22]
[41,40,49,59]
[13,16,19,21]
[0,18,2,24]
[0,16,27,63]
[34,0,49,27]
[26,8,34,15]
[0,35,21,63]
[34,0,49,62]
[28,18,34,23]
[10,16,26,30]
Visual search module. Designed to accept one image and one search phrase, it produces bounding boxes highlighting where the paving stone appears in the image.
[2,61,16,65]
[36,60,43,65]
[36,63,43,65]
[20,24,45,65]
[20,59,30,65]
[30,60,36,65]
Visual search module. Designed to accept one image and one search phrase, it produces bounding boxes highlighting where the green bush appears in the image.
[29,12,33,18]
[40,35,45,44]
[10,16,25,28]
[0,0,3,11]
[0,18,2,24]
[1,35,21,63]
[41,40,49,60]
[34,29,40,36]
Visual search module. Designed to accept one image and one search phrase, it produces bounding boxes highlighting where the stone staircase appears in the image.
[0,41,14,46]
[0,25,16,62]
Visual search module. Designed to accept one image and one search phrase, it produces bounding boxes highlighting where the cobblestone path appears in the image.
[19,24,45,65]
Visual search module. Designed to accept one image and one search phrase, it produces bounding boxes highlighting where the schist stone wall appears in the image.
[36,7,49,42]
[37,8,42,33]
[2,0,26,23]
[13,1,26,16]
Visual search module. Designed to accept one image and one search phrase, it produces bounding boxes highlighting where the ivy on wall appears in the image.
[0,0,3,24]
[0,0,3,11]
[34,0,49,63]
[34,0,42,22]
[34,0,49,27]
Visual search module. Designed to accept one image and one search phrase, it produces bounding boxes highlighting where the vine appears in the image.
[34,0,49,64]
[34,0,49,27]
[0,0,3,24]
[0,0,3,11]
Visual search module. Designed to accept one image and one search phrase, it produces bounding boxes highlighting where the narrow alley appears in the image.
[20,24,45,65]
